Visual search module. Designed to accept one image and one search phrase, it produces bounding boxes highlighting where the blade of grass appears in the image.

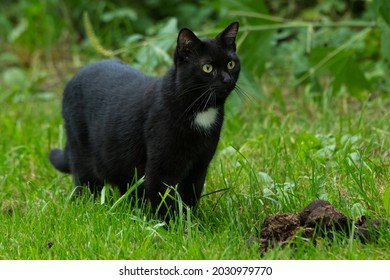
[109,176,144,212]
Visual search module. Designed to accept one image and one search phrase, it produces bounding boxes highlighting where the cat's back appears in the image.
[61,58,159,132]
[68,59,154,91]
[62,59,158,116]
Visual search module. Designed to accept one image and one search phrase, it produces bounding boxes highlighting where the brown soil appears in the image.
[258,200,388,254]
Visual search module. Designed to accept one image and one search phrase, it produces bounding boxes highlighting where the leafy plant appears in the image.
[373,0,390,61]
[215,0,390,98]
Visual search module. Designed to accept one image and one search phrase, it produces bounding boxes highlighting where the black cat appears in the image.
[49,22,240,218]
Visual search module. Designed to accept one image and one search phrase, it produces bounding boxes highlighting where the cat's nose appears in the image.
[221,71,231,84]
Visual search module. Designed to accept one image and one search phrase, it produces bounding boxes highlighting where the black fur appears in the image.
[49,22,240,218]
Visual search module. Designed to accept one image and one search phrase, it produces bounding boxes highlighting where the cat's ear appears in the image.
[176,28,201,58]
[216,21,239,48]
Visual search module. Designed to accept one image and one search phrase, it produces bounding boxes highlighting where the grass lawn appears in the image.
[1,55,389,259]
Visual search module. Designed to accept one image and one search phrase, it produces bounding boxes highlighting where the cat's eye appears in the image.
[202,64,213,73]
[227,61,236,70]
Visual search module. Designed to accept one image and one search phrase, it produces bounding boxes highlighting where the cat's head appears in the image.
[173,22,240,108]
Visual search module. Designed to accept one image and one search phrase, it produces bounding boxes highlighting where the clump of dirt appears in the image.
[355,215,382,244]
[258,200,388,254]
[298,200,351,239]
[260,214,300,253]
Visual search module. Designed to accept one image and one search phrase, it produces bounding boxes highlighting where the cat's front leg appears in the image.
[144,161,184,219]
[177,160,210,208]
[144,159,211,220]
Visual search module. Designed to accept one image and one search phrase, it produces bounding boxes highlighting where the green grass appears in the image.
[1,60,390,260]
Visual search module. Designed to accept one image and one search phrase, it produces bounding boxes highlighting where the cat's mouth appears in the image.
[192,85,235,108]
[207,90,231,106]
[215,85,234,98]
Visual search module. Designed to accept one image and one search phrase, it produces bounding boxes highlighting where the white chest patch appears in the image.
[193,107,219,130]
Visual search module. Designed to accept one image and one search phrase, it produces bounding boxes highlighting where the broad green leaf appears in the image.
[313,48,371,97]
[0,52,21,65]
[373,0,390,60]
[125,34,144,46]
[351,202,366,220]
[101,8,138,22]
[330,52,370,97]
[315,134,336,160]
[380,22,390,61]
[134,18,177,73]
[158,17,178,35]
[309,47,351,78]
[343,58,371,97]
[373,0,390,26]
[2,67,28,90]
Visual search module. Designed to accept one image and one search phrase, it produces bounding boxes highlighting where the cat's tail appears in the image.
[49,148,71,174]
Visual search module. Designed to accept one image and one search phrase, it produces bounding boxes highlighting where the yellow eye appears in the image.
[202,64,213,73]
[227,61,235,70]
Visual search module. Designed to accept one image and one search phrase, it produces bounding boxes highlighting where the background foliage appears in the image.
[1,0,390,259]
[1,0,389,98]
